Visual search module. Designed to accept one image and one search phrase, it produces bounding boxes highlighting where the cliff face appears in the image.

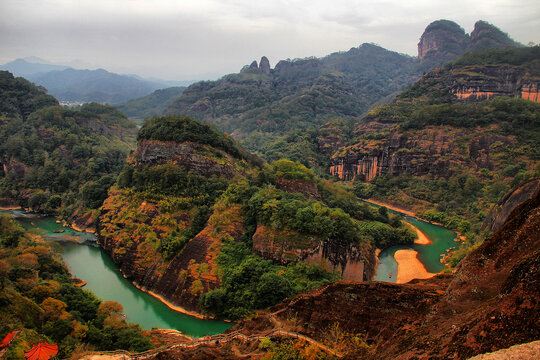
[418,20,469,65]
[481,178,540,232]
[252,225,377,281]
[418,20,522,69]
[133,139,238,179]
[329,47,539,182]
[329,128,514,181]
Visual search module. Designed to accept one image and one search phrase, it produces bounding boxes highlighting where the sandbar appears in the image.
[394,249,435,284]
[410,224,431,245]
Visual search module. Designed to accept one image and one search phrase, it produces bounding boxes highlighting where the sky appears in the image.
[1,0,539,81]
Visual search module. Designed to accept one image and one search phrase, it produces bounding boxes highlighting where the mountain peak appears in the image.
[468,20,522,51]
[418,19,521,68]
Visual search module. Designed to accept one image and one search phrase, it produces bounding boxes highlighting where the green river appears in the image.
[2,210,231,337]
[360,203,458,282]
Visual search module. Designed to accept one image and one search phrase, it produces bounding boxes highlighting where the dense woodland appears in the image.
[0,215,152,359]
[0,71,136,222]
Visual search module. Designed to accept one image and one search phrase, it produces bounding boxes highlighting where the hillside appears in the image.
[327,46,540,249]
[0,71,137,228]
[0,58,71,77]
[0,215,152,359]
[26,68,163,104]
[115,86,186,124]
[98,115,414,318]
[165,45,418,140]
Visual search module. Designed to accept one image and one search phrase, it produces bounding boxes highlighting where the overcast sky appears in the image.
[1,0,539,81]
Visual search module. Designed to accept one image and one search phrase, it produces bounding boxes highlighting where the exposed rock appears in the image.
[252,225,377,281]
[133,139,238,179]
[418,20,522,69]
[259,56,271,74]
[467,340,540,360]
[163,187,539,359]
[274,178,321,201]
[418,20,468,65]
[99,191,245,313]
[329,128,513,181]
[482,178,540,232]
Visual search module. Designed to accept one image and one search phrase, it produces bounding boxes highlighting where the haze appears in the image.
[1,0,539,81]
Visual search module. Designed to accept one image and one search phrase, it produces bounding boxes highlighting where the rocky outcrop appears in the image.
[252,225,377,281]
[468,20,522,51]
[329,129,514,181]
[133,139,238,179]
[481,178,540,232]
[99,191,245,313]
[418,20,522,68]
[259,56,271,74]
[418,20,469,65]
[274,178,321,201]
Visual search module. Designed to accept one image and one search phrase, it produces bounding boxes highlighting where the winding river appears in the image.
[360,203,458,282]
[1,210,231,337]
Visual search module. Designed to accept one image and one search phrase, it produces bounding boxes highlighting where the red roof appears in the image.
[0,332,17,348]
[24,343,58,360]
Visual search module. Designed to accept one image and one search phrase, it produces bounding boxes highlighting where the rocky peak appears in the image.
[259,56,271,74]
[249,60,258,70]
[468,20,522,51]
[418,19,468,62]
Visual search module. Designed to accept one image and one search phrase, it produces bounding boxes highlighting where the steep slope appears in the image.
[0,72,137,228]
[328,46,540,236]
[98,116,411,317]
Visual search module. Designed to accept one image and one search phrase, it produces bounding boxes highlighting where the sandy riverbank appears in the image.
[365,199,416,217]
[0,206,21,211]
[410,223,431,245]
[132,282,217,323]
[394,249,436,284]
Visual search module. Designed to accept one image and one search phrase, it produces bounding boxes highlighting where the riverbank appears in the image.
[394,249,436,283]
[133,282,213,324]
[410,223,431,245]
[365,199,416,217]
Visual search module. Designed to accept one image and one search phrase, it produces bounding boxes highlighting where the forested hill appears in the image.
[0,71,137,228]
[327,46,540,263]
[165,43,418,140]
[163,20,522,168]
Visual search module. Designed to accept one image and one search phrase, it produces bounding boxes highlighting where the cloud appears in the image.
[0,0,539,80]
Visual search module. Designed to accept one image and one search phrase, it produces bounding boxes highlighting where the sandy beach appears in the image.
[394,249,435,283]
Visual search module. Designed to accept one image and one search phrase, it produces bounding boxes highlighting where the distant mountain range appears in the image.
[163,19,523,157]
[0,58,195,104]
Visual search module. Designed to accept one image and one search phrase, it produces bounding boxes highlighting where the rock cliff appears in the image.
[133,139,238,179]
[252,225,377,281]
[418,20,522,69]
